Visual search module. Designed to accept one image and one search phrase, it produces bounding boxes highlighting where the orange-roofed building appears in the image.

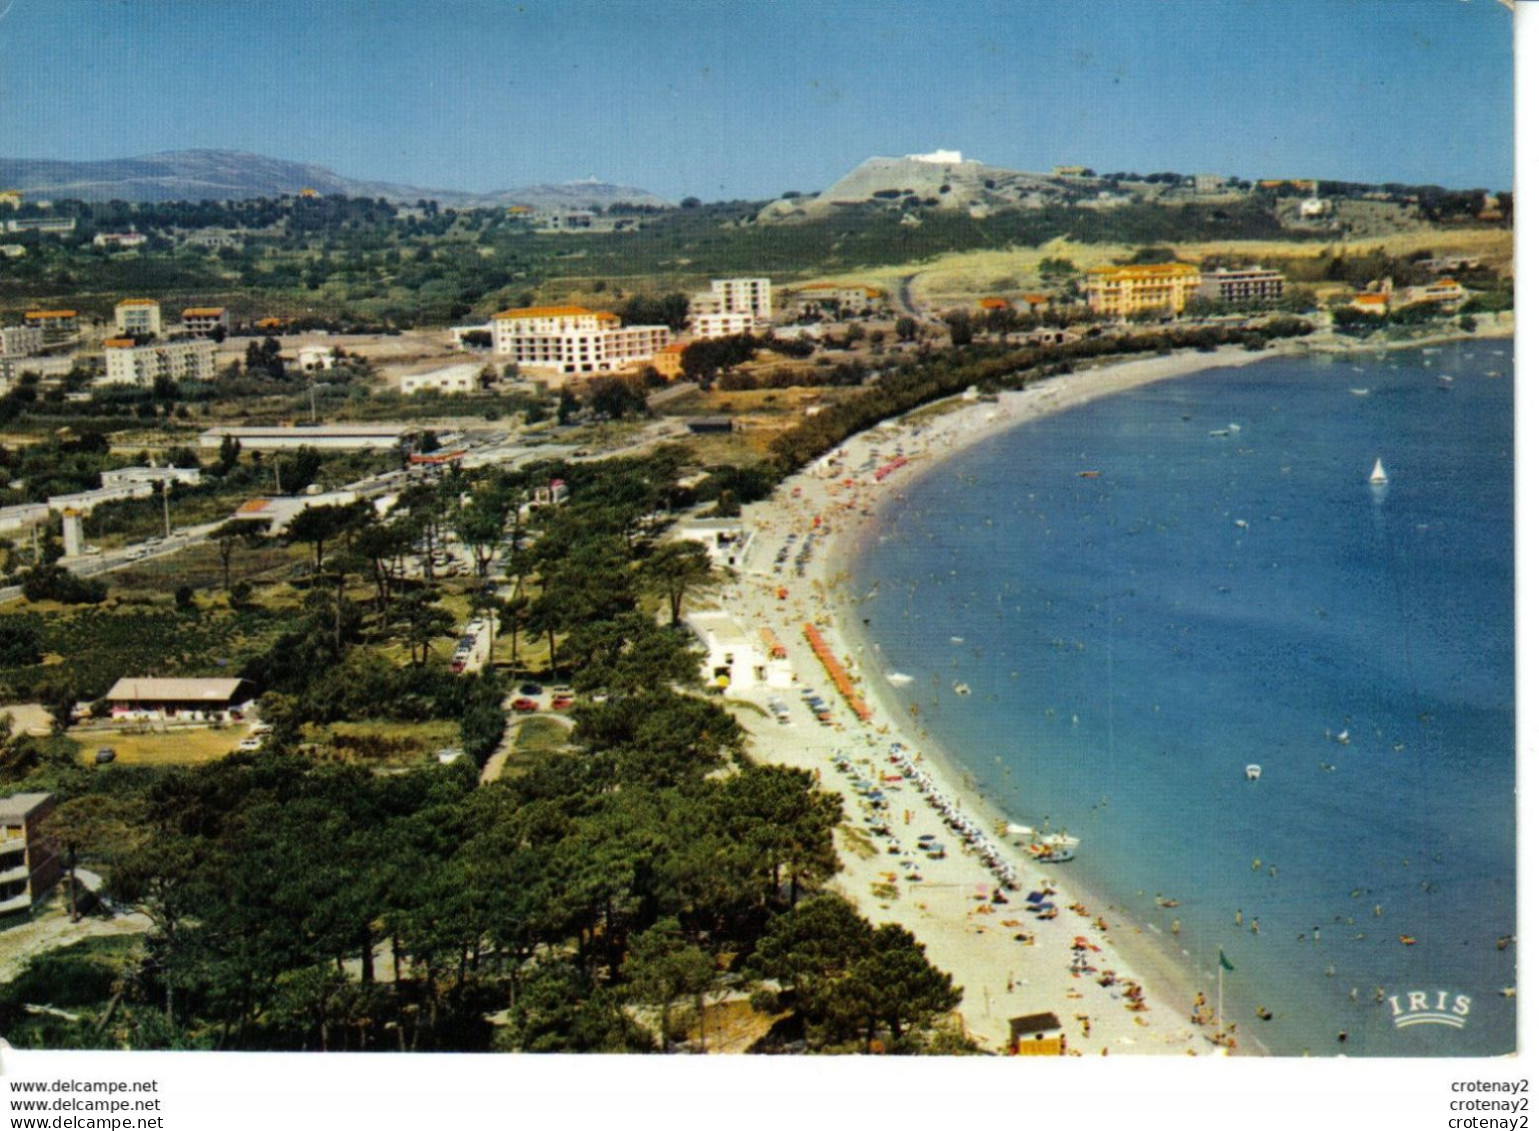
[652,342,688,381]
[181,307,230,337]
[1414,278,1469,310]
[1022,293,1050,309]
[490,305,668,378]
[1084,263,1201,317]
[979,297,1011,311]
[23,309,78,342]
[1350,292,1390,315]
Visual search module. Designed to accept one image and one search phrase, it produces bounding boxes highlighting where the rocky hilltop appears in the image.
[758,151,1105,223]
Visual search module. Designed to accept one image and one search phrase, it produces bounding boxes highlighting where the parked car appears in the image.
[550,696,575,710]
[518,683,543,697]
[94,747,116,765]
[512,698,540,713]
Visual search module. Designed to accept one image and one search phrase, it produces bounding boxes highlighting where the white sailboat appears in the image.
[1369,458,1389,486]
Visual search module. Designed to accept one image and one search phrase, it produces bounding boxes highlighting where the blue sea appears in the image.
[848,340,1515,1057]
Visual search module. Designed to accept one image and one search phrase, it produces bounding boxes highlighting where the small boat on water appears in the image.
[1245,764,1262,781]
[1369,458,1389,486]
[1350,388,1370,396]
[1027,840,1076,864]
[1078,470,1100,479]
[1005,824,1079,863]
[1209,428,1231,438]
[954,682,971,696]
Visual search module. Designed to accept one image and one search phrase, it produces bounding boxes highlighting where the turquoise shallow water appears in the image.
[848,340,1515,1056]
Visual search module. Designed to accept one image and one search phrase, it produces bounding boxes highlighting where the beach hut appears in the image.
[1008,1012,1065,1056]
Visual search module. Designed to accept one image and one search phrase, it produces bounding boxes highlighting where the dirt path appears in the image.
[0,900,150,982]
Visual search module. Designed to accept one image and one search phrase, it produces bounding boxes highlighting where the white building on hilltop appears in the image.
[906,149,969,164]
[490,305,669,378]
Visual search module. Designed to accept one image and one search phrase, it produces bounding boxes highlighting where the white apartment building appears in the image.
[114,298,163,337]
[1197,267,1287,305]
[688,277,773,339]
[181,307,230,337]
[691,311,759,339]
[0,325,44,356]
[491,305,669,378]
[708,278,772,321]
[101,337,218,386]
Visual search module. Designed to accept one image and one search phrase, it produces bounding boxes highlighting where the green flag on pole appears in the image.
[1219,949,1236,971]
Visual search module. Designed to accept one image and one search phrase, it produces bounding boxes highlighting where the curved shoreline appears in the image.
[725,343,1292,1055]
[720,324,1512,1056]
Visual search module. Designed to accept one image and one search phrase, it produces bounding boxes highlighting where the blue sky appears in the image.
[0,0,1515,200]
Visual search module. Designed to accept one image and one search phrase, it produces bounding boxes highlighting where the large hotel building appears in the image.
[1196,267,1287,305]
[1084,263,1202,317]
[491,305,669,377]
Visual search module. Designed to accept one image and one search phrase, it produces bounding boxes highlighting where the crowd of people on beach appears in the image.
[883,742,1021,891]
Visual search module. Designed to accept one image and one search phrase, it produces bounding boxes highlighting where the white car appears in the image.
[236,736,266,752]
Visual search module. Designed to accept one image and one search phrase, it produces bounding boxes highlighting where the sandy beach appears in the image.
[710,319,1513,1056]
[716,343,1304,1056]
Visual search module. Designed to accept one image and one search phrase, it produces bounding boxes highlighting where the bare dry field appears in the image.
[73,724,246,767]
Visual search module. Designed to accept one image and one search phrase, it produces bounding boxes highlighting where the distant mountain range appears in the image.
[0,149,674,210]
